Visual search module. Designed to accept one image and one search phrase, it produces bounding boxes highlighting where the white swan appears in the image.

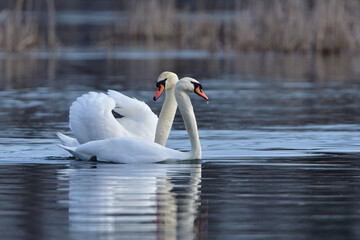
[58,77,208,163]
[57,71,179,147]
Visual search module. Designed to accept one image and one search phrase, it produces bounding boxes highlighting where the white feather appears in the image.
[107,90,158,142]
[59,138,185,163]
[56,132,79,147]
[57,71,179,157]
[68,91,157,144]
[58,77,204,163]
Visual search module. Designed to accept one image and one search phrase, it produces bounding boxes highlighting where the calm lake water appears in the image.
[1,48,360,240]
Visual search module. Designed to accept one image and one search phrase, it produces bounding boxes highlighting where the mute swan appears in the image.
[58,77,208,163]
[57,71,179,147]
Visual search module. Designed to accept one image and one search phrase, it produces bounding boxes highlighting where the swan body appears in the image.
[60,137,186,163]
[59,77,208,163]
[57,71,179,147]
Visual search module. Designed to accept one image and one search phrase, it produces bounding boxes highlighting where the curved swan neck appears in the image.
[175,89,201,159]
[155,87,177,146]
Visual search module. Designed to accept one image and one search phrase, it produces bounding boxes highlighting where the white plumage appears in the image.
[57,71,179,147]
[58,77,208,163]
[70,91,157,144]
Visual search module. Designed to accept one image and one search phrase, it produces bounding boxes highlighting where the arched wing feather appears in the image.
[107,90,158,142]
[68,90,158,145]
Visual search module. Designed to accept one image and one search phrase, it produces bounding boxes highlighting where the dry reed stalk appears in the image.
[231,0,360,54]
[103,0,360,54]
[128,0,177,44]
[47,0,57,50]
[0,0,57,53]
[5,0,39,52]
[179,11,221,51]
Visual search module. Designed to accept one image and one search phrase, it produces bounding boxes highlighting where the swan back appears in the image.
[70,138,185,163]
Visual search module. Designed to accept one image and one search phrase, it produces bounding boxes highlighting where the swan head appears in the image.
[153,71,179,101]
[177,77,209,101]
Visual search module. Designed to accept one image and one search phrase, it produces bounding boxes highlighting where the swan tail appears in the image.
[56,132,80,147]
[57,144,92,161]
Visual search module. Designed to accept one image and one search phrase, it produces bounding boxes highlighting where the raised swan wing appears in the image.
[68,90,158,144]
[107,90,158,142]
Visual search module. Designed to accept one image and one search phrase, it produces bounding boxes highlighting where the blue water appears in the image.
[0,49,360,239]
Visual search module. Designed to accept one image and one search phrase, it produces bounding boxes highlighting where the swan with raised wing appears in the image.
[57,71,179,147]
[58,77,208,163]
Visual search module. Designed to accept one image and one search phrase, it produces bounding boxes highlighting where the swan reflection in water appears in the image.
[60,161,205,239]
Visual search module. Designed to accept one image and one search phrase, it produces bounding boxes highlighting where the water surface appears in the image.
[1,49,360,239]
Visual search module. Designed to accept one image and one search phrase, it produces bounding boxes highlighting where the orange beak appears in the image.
[153,84,165,101]
[194,86,208,101]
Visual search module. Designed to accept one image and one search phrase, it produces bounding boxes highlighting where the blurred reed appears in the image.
[103,0,360,54]
[0,0,57,53]
[1,0,359,54]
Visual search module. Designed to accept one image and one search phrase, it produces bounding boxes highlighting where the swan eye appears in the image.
[156,78,167,88]
[193,81,208,100]
[191,82,203,91]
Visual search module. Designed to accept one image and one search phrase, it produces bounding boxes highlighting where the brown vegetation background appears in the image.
[1,0,360,54]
